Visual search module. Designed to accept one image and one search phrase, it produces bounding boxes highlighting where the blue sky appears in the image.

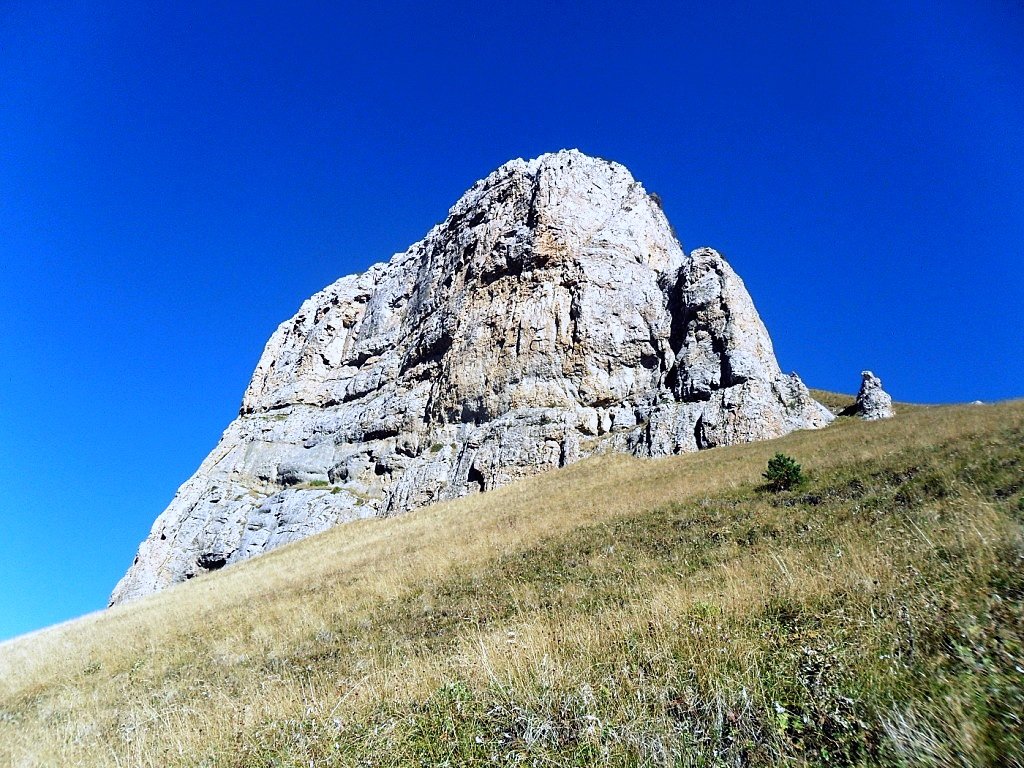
[1,1,1022,641]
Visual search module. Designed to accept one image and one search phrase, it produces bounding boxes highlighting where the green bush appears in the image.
[763,453,804,492]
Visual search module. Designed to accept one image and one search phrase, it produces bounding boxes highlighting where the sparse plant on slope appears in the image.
[763,452,804,491]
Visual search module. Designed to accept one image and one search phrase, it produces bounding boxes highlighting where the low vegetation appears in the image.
[762,452,804,492]
[1,397,1022,766]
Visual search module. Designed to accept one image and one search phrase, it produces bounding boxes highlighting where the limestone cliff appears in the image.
[111,150,832,604]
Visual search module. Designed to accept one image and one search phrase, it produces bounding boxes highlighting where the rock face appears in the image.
[853,371,894,420]
[110,150,833,605]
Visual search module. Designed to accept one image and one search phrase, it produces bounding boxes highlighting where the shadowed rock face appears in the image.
[110,150,833,604]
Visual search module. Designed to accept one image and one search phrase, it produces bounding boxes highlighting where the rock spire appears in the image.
[852,370,895,420]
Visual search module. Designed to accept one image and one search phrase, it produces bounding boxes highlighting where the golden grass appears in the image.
[0,397,1021,766]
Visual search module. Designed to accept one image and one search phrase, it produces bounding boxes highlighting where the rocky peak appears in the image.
[110,150,833,605]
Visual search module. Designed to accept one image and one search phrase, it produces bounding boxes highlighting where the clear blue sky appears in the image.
[1,1,1022,641]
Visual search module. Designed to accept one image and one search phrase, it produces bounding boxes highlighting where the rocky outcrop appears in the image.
[851,371,894,420]
[110,150,833,605]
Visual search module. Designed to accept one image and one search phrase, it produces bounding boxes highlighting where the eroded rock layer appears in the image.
[111,150,832,604]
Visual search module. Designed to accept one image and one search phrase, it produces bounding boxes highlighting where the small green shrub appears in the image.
[763,453,804,492]
[308,479,329,488]
[429,443,443,453]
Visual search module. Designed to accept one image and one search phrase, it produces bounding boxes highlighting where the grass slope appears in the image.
[1,399,1022,767]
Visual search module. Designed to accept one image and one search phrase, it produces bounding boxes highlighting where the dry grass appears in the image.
[1,398,1022,766]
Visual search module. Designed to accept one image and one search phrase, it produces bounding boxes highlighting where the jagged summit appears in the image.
[111,151,832,605]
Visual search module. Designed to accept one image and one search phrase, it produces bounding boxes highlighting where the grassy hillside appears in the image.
[1,399,1022,766]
